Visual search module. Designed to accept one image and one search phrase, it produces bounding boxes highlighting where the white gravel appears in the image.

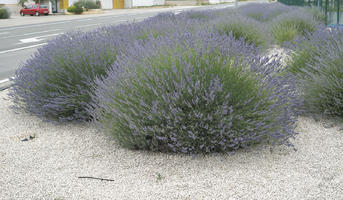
[1,89,342,200]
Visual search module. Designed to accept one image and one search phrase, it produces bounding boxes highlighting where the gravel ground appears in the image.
[0,89,342,200]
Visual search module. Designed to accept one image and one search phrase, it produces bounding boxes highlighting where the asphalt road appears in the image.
[0,3,244,81]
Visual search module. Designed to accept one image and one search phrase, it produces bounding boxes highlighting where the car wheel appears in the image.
[20,12,24,16]
[35,11,39,16]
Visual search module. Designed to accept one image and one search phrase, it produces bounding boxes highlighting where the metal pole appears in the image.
[235,0,238,8]
[338,0,341,24]
[325,0,328,25]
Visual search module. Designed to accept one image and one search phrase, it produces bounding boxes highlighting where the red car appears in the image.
[20,4,49,16]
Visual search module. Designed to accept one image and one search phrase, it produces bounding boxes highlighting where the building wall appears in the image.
[153,0,164,5]
[102,0,112,9]
[1,4,20,15]
[0,0,17,4]
[128,0,164,7]
[132,0,153,7]
[68,0,77,6]
[208,0,233,3]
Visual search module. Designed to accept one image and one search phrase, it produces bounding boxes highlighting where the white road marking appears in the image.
[0,78,10,84]
[0,77,14,84]
[20,38,41,44]
[0,43,47,54]
[0,29,62,39]
[77,19,93,22]
[17,33,63,44]
[0,32,10,35]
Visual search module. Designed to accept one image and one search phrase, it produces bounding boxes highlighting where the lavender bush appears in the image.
[296,29,343,116]
[286,26,328,75]
[181,9,216,21]
[134,12,199,41]
[10,3,316,124]
[9,29,130,121]
[214,15,269,49]
[238,3,291,22]
[90,30,300,154]
[270,8,322,45]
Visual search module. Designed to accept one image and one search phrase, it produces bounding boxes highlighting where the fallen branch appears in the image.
[78,176,114,182]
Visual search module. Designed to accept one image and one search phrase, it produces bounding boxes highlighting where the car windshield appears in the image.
[40,5,48,8]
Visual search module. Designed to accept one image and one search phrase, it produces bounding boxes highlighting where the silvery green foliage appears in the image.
[179,9,216,21]
[285,25,329,75]
[238,2,291,22]
[297,28,343,117]
[10,3,312,124]
[213,14,270,49]
[9,12,203,122]
[90,30,300,154]
[270,8,323,45]
[9,29,131,121]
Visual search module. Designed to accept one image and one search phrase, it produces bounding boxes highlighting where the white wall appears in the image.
[132,0,152,7]
[153,0,164,5]
[102,0,112,9]
[0,0,17,4]
[209,0,233,3]
[69,0,77,6]
[129,0,164,7]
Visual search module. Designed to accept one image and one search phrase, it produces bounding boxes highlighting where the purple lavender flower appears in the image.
[90,29,300,154]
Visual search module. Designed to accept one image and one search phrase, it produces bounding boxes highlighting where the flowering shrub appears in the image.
[270,9,321,45]
[181,10,215,21]
[11,2,317,130]
[90,30,299,154]
[286,26,328,75]
[134,13,181,40]
[295,29,343,116]
[134,12,209,41]
[238,3,291,22]
[215,15,269,49]
[10,29,130,121]
[306,7,325,23]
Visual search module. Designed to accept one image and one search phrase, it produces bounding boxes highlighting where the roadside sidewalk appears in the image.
[0,6,200,28]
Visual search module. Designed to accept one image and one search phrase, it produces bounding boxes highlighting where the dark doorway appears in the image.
[51,0,58,13]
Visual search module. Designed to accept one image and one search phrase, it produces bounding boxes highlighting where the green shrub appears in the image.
[270,10,319,45]
[67,4,83,14]
[287,43,318,75]
[286,27,327,76]
[216,16,269,49]
[238,3,291,22]
[291,29,343,117]
[76,0,100,10]
[0,7,10,19]
[272,25,298,46]
[90,31,299,154]
[67,5,76,13]
[96,0,101,8]
[10,29,128,121]
[301,52,343,116]
[306,7,325,23]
